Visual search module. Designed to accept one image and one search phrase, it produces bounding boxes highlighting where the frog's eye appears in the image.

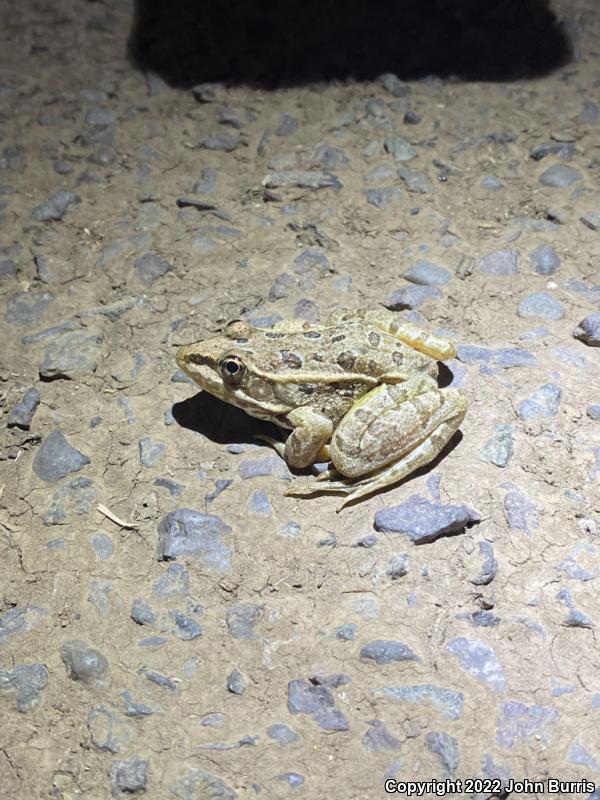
[219,355,246,382]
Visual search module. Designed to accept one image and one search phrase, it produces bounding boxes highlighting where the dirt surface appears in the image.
[2,1,600,798]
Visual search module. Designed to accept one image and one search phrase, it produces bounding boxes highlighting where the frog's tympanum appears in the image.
[176,308,467,510]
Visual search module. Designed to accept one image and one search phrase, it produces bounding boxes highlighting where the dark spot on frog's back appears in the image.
[331,333,345,343]
[265,331,286,339]
[337,351,356,370]
[280,349,303,369]
[303,330,321,339]
[368,330,381,347]
[392,351,404,366]
[298,383,315,394]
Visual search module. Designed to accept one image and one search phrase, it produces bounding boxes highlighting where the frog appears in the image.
[176,308,467,511]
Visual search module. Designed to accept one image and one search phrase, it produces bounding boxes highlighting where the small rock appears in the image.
[384,136,416,161]
[61,639,109,687]
[517,291,565,320]
[312,707,349,731]
[530,142,575,161]
[108,755,149,796]
[518,383,561,420]
[503,485,541,536]
[31,190,80,221]
[139,437,166,468]
[226,603,263,639]
[374,495,480,543]
[275,114,299,136]
[0,259,17,279]
[573,311,600,346]
[198,132,242,152]
[530,244,561,275]
[580,101,599,124]
[33,429,90,483]
[88,707,134,753]
[365,187,404,211]
[479,249,519,276]
[6,290,54,326]
[481,176,503,191]
[134,252,172,287]
[335,623,357,641]
[262,171,342,190]
[138,666,179,693]
[39,330,103,379]
[384,285,442,310]
[457,345,537,369]
[131,598,156,627]
[154,477,184,496]
[227,669,248,695]
[426,731,459,777]
[378,73,411,97]
[267,724,301,746]
[287,679,334,715]
[479,424,514,467]
[7,387,40,430]
[157,508,232,572]
[238,456,291,481]
[539,164,582,187]
[446,636,507,692]
[91,532,113,560]
[471,541,497,586]
[587,404,600,420]
[362,720,401,751]
[387,554,410,580]
[397,166,432,193]
[279,773,305,789]
[360,639,419,665]
[153,563,189,598]
[0,664,48,712]
[248,489,271,515]
[404,110,421,125]
[192,82,220,102]
[374,684,464,720]
[403,260,452,286]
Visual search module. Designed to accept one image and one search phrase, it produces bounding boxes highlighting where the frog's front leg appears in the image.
[266,407,333,468]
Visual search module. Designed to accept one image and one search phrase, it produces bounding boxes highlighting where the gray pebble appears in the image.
[539,164,582,187]
[78,296,144,321]
[426,731,459,777]
[335,623,357,641]
[573,311,600,346]
[227,669,248,695]
[446,636,507,692]
[471,541,497,586]
[138,666,179,693]
[171,369,194,384]
[44,476,96,525]
[481,176,503,191]
[88,707,134,753]
[34,253,52,283]
[294,298,320,323]
[218,105,255,129]
[403,260,451,286]
[362,719,401,751]
[310,143,349,170]
[404,110,421,125]
[364,164,396,182]
[530,142,575,161]
[587,404,600,420]
[91,532,114,560]
[518,383,561,421]
[0,258,17,279]
[267,724,301,745]
[169,770,236,800]
[192,166,217,194]
[384,285,442,310]
[153,563,189,598]
[374,494,480,543]
[7,387,40,430]
[262,171,342,190]
[580,101,599,124]
[39,329,104,379]
[457,344,537,369]
[6,290,54,326]
[200,712,224,726]
[154,477,184,496]
[365,187,404,211]
[53,160,74,175]
[248,488,271,515]
[479,424,514,467]
[198,132,242,152]
[378,73,411,97]
[205,478,232,504]
[275,114,299,136]
[479,249,519,276]
[312,708,349,731]
[0,663,48,712]
[31,190,80,221]
[384,136,416,161]
[61,639,109,687]
[33,429,90,483]
[581,211,600,231]
[134,252,172,287]
[374,684,464,720]
[157,508,232,572]
[268,272,296,300]
[191,82,220,102]
[397,166,432,193]
[279,773,305,788]
[503,484,541,536]
[530,244,561,275]
[517,291,565,320]
[239,456,290,481]
[139,436,166,468]
[85,107,114,127]
[170,610,202,641]
[360,639,419,665]
[287,679,334,715]
[131,598,156,626]
[387,554,410,580]
[108,755,148,796]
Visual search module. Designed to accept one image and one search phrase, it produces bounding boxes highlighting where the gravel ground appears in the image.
[2,1,600,798]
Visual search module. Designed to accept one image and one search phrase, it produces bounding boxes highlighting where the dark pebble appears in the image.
[539,164,582,187]
[134,252,172,287]
[360,639,419,665]
[573,312,600,346]
[384,285,442,310]
[530,244,561,275]
[157,508,232,572]
[31,191,80,221]
[6,290,54,326]
[108,755,149,795]
[32,429,90,483]
[374,494,480,543]
[61,639,109,687]
[7,387,40,430]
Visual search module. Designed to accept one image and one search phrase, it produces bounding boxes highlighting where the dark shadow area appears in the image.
[437,361,455,389]
[129,0,571,88]
[172,391,281,445]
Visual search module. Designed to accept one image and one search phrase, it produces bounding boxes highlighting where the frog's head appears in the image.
[176,320,291,420]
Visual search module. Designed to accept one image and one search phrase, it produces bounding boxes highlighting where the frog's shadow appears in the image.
[172,391,281,445]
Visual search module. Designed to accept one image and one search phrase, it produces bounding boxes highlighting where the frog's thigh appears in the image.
[366,309,456,360]
[330,377,466,479]
[283,407,333,469]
